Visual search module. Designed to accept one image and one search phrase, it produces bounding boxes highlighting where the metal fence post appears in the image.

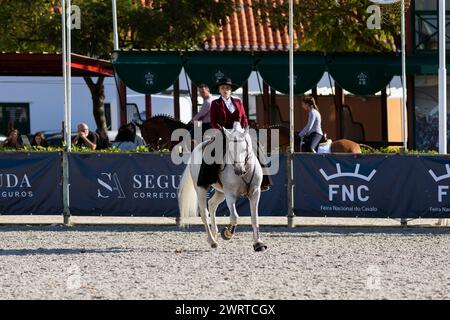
[62,151,71,225]
[287,152,295,227]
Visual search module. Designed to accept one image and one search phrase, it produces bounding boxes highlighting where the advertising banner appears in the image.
[69,153,286,216]
[293,154,450,218]
[0,152,62,215]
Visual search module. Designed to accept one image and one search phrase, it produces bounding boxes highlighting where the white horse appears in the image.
[177,122,267,251]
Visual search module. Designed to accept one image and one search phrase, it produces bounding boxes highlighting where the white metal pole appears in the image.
[62,0,68,138]
[67,0,72,151]
[112,0,119,51]
[287,0,295,228]
[61,0,70,225]
[439,0,447,154]
[401,0,408,151]
[289,0,294,153]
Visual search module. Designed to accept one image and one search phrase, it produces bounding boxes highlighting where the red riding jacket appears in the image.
[210,97,248,130]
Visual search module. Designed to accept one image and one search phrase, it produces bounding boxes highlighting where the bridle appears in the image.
[224,135,256,195]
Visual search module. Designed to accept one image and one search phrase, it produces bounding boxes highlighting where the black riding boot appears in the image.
[256,143,273,192]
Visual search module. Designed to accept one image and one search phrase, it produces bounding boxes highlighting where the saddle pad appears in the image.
[317,143,331,154]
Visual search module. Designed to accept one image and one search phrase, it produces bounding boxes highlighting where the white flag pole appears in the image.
[439,0,447,154]
[112,0,119,51]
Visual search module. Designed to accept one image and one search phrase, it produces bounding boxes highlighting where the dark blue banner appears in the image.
[69,153,287,217]
[293,154,450,218]
[0,152,62,215]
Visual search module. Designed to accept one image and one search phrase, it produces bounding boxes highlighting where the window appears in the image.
[413,0,450,52]
[415,0,437,11]
[0,103,30,135]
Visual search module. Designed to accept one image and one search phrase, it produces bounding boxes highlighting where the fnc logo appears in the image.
[97,173,126,199]
[320,163,377,202]
[428,165,450,202]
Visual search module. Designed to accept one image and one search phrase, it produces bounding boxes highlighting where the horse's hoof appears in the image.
[253,242,267,252]
[221,226,235,241]
[211,242,218,249]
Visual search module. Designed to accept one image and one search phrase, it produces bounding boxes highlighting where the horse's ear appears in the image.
[223,127,230,137]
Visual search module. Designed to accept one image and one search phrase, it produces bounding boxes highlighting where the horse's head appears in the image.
[223,122,252,177]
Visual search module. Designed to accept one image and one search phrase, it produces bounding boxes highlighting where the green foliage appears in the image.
[361,146,439,154]
[0,144,441,155]
[0,0,235,55]
[252,0,399,52]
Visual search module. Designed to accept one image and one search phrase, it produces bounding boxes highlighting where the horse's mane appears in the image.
[258,124,291,133]
[150,114,184,123]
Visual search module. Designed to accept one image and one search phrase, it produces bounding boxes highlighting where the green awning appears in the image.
[327,55,396,96]
[184,53,254,93]
[112,51,182,94]
[405,55,450,75]
[257,54,326,95]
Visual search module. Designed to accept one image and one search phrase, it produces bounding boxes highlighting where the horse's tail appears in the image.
[177,164,198,226]
[359,144,376,153]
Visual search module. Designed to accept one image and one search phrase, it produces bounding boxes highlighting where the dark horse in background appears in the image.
[137,115,192,151]
[138,115,369,153]
[138,117,294,152]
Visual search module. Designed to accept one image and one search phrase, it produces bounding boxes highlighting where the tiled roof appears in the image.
[205,0,299,52]
[140,0,300,52]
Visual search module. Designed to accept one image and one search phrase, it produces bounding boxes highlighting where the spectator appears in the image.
[190,83,213,136]
[2,129,24,149]
[112,124,138,150]
[95,127,111,150]
[31,131,49,148]
[73,123,97,150]
[127,122,145,147]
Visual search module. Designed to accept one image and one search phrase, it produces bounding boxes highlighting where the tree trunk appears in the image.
[84,76,108,132]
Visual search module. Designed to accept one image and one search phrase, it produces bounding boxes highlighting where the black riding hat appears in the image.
[215,77,238,90]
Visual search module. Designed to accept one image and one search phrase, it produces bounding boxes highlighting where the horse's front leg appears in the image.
[208,190,225,241]
[223,194,239,240]
[249,189,267,252]
[196,187,218,249]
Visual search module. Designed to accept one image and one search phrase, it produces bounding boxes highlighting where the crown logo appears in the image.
[145,72,155,86]
[215,70,225,81]
[429,164,450,182]
[357,72,368,86]
[320,163,376,182]
[288,74,298,86]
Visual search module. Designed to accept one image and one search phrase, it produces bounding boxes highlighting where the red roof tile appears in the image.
[140,0,300,52]
[207,0,301,52]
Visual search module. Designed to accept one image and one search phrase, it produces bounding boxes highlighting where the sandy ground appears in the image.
[0,221,449,300]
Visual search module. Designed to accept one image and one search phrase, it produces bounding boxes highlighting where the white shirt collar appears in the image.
[221,96,236,113]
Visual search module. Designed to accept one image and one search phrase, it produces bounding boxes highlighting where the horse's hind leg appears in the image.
[249,190,267,252]
[208,190,225,241]
[196,187,218,248]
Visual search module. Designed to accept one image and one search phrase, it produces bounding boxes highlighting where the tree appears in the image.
[252,0,400,52]
[0,0,235,132]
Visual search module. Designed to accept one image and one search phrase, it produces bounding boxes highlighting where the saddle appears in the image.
[196,135,223,188]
